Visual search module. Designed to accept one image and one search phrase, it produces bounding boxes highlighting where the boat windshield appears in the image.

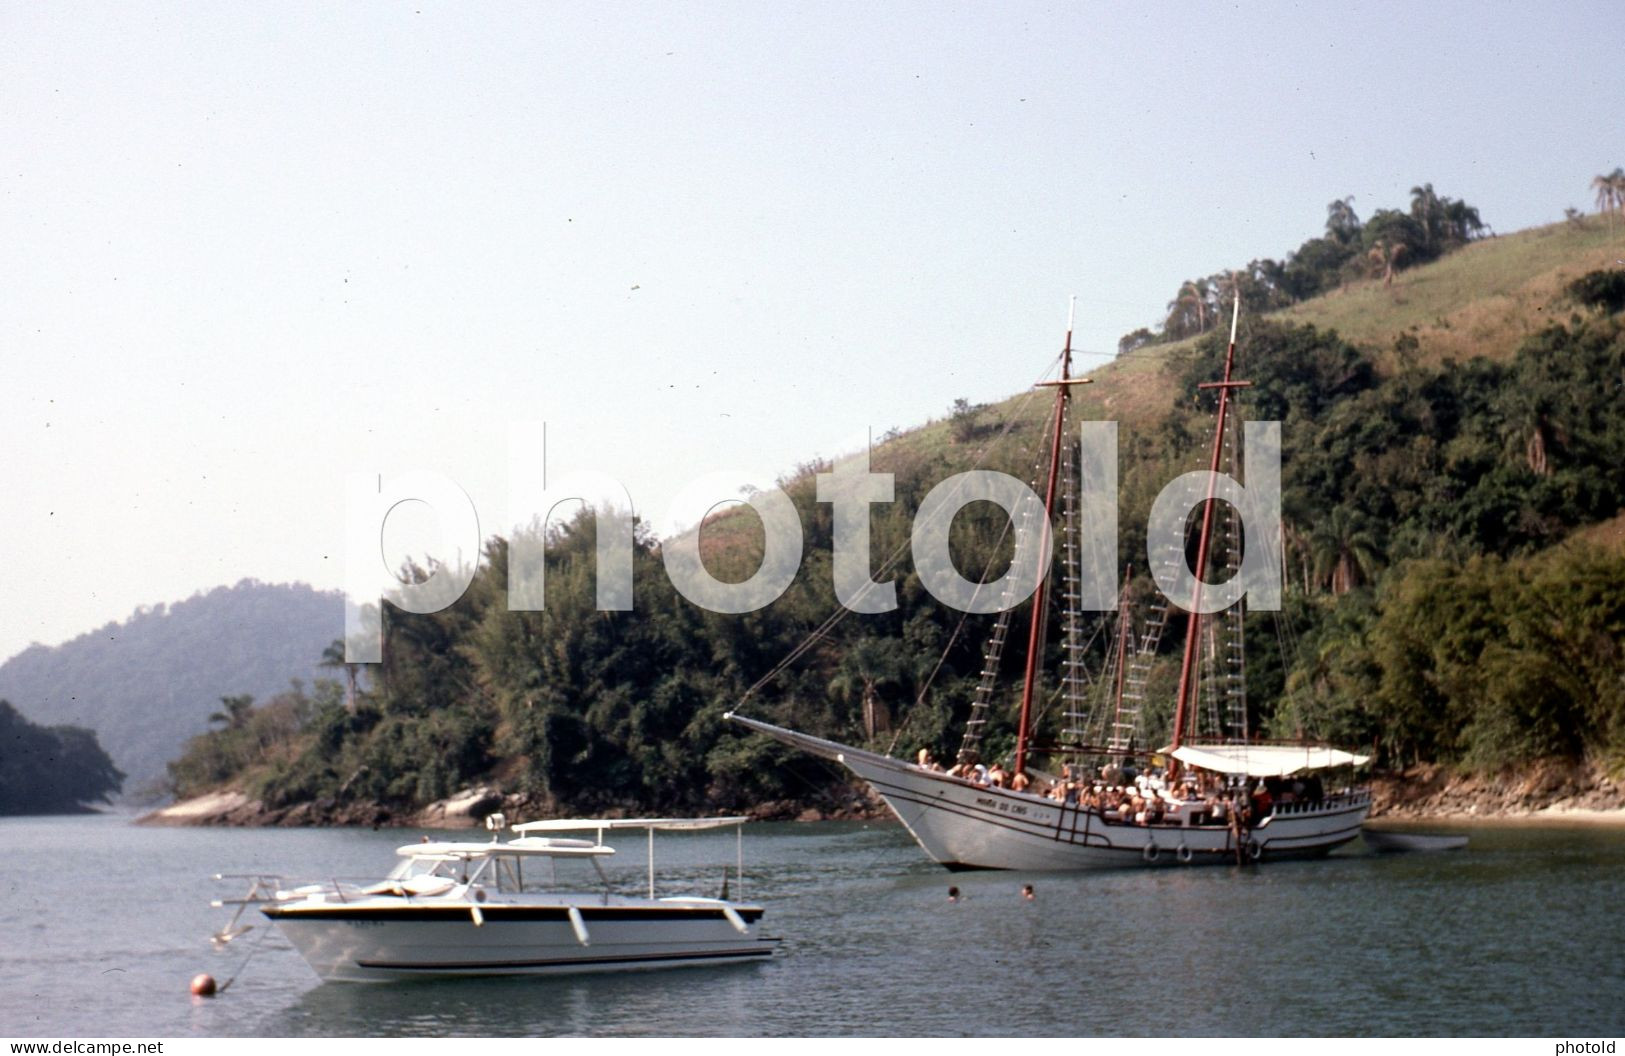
[384,840,615,894]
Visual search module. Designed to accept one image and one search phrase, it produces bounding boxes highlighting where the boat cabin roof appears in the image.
[511,816,748,837]
[396,836,614,861]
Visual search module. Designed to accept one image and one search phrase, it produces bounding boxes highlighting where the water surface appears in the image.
[2,813,1620,1036]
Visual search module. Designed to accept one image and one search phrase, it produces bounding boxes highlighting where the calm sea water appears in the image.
[2,812,1622,1037]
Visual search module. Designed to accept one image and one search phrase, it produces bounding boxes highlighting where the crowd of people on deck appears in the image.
[914,747,1327,828]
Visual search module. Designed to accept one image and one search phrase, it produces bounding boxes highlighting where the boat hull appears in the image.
[265,899,774,982]
[730,715,1370,871]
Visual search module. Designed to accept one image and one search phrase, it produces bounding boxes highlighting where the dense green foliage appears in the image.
[1284,546,1625,770]
[169,264,1625,815]
[1568,268,1625,315]
[0,700,123,814]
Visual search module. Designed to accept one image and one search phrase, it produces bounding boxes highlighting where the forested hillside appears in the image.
[0,580,344,796]
[167,203,1625,822]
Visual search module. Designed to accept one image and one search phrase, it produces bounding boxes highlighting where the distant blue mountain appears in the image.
[0,580,344,798]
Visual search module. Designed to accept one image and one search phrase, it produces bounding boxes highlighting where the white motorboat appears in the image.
[214,816,775,982]
[1361,828,1470,853]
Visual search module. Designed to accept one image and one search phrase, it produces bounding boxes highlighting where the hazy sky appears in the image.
[3,2,1621,663]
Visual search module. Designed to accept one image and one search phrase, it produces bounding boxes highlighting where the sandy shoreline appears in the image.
[1367,806,1625,828]
[133,759,1625,829]
[135,790,1625,829]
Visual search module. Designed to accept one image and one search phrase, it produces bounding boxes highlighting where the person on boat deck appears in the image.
[1250,782,1274,820]
[972,763,991,786]
[1010,769,1031,792]
[986,762,1008,788]
[917,747,944,771]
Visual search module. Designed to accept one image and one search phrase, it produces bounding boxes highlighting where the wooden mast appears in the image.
[1109,566,1133,753]
[1014,299,1091,776]
[1169,294,1250,772]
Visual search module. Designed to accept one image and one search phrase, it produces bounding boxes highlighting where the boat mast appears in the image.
[1014,299,1091,776]
[1169,294,1249,770]
[1108,566,1132,753]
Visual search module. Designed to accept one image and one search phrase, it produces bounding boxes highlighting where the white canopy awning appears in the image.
[511,817,748,835]
[396,838,613,860]
[1168,743,1370,777]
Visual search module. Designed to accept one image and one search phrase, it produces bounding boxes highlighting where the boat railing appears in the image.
[1268,788,1372,816]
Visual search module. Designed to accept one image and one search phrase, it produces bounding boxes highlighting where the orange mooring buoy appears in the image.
[190,973,218,997]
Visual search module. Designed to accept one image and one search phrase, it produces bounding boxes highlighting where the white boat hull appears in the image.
[265,896,774,982]
[731,715,1370,871]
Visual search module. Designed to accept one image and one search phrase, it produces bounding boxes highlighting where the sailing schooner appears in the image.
[730,297,1371,870]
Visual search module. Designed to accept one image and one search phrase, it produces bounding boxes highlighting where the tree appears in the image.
[1567,268,1625,314]
[1118,327,1155,356]
[1409,183,1443,248]
[1307,508,1384,595]
[320,638,361,713]
[948,398,982,444]
[1368,237,1407,288]
[828,638,904,741]
[1594,167,1625,232]
[1279,235,1358,300]
[1165,279,1212,339]
[1438,197,1486,248]
[1325,196,1361,244]
[208,694,254,730]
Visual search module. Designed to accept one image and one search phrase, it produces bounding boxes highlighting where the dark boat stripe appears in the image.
[354,948,775,971]
[870,777,1366,855]
[265,906,765,923]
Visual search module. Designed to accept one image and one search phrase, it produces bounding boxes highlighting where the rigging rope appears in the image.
[738,351,1065,708]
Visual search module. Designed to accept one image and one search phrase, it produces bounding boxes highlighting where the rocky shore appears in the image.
[141,760,1624,829]
[1369,758,1625,821]
[138,778,890,829]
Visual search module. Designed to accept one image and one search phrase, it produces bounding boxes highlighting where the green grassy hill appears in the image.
[1069,217,1625,418]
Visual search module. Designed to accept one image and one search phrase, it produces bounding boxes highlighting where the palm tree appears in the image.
[1595,168,1625,232]
[1279,517,1314,596]
[208,694,255,730]
[1214,270,1247,315]
[1307,509,1384,595]
[1165,279,1211,338]
[1409,183,1443,249]
[320,638,361,712]
[828,638,903,741]
[1439,198,1485,247]
[1498,387,1567,477]
[1325,196,1360,244]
